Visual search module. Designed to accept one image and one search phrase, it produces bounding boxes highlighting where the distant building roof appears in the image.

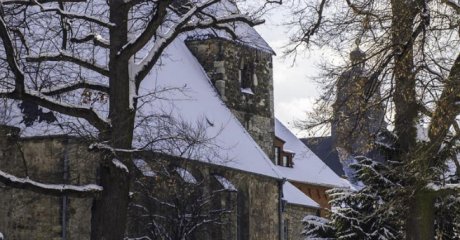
[301,137,345,177]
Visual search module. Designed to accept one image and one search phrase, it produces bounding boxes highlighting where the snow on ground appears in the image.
[283,181,320,208]
[275,119,348,188]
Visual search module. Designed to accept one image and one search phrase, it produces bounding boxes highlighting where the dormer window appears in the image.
[274,137,294,168]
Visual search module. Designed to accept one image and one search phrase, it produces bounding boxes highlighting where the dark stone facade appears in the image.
[0,133,98,240]
[186,39,275,160]
[284,204,317,240]
[0,131,285,240]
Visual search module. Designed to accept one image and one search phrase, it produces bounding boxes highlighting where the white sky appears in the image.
[254,9,326,137]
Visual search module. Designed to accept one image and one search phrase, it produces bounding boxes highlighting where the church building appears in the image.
[0,5,346,239]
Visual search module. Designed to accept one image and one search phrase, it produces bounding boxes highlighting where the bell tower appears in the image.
[332,45,386,181]
[185,37,276,160]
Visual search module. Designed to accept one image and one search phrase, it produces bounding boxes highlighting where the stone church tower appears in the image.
[186,38,275,159]
[331,46,386,181]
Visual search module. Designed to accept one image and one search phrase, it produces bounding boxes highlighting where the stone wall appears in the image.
[0,134,282,240]
[128,154,282,240]
[186,39,275,160]
[0,133,98,240]
[284,204,318,240]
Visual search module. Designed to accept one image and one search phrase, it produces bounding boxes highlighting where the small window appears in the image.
[274,147,280,165]
[240,59,254,90]
[282,156,288,167]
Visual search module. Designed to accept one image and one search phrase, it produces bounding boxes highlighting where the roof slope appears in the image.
[136,38,282,179]
[283,181,320,208]
[275,119,348,187]
[186,0,274,54]
[301,137,345,177]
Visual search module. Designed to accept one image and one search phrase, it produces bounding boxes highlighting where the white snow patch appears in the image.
[112,158,129,173]
[137,39,283,179]
[275,119,348,187]
[426,183,460,191]
[175,167,197,184]
[283,181,320,208]
[241,88,254,95]
[0,169,103,192]
[133,159,156,177]
[214,175,237,191]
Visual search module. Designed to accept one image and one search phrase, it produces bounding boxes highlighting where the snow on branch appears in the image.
[426,183,460,193]
[1,0,85,5]
[0,169,102,198]
[112,158,129,173]
[26,52,110,77]
[443,0,460,14]
[70,33,110,48]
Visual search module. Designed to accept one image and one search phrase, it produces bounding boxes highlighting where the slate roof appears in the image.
[301,137,345,177]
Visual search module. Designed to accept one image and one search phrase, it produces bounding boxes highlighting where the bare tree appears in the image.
[127,160,236,240]
[282,0,460,239]
[0,0,277,239]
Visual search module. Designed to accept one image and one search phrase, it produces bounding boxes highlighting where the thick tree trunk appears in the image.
[91,157,130,240]
[390,0,436,239]
[406,191,435,240]
[91,1,135,239]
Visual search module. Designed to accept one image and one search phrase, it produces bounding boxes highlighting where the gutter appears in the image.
[278,177,287,240]
[61,139,70,240]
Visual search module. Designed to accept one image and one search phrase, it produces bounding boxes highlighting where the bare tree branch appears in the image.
[0,169,102,198]
[42,80,109,95]
[26,52,110,77]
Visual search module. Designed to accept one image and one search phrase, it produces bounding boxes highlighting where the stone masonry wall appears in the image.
[0,133,281,240]
[284,204,318,240]
[128,154,282,240]
[186,39,275,160]
[0,132,98,240]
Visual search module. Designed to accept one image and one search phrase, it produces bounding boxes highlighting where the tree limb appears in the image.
[428,52,460,152]
[34,2,114,28]
[42,80,109,95]
[0,16,25,94]
[1,90,111,131]
[26,52,110,76]
[70,34,110,48]
[0,169,102,198]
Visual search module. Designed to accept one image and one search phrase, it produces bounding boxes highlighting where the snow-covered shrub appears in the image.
[301,215,336,239]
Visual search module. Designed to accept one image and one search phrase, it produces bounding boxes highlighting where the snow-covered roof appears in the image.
[133,159,156,177]
[275,119,348,188]
[136,39,282,180]
[283,181,320,208]
[175,167,198,184]
[214,175,237,191]
[186,0,274,54]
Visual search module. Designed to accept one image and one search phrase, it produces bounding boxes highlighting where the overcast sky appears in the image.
[254,9,325,137]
